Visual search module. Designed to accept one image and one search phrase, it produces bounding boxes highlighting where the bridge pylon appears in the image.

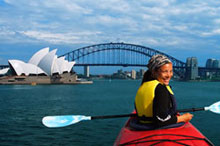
[84,66,90,78]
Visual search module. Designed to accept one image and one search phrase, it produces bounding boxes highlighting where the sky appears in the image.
[0,0,220,74]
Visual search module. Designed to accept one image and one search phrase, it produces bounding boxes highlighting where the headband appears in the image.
[147,54,172,71]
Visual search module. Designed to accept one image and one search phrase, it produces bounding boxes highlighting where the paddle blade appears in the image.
[205,101,220,114]
[42,115,91,128]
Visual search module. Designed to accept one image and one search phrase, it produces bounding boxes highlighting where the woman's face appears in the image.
[155,63,173,85]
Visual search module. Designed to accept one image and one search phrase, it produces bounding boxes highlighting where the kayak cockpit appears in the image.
[114,117,214,146]
[129,117,185,131]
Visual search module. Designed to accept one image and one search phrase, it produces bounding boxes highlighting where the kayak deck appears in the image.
[114,117,213,146]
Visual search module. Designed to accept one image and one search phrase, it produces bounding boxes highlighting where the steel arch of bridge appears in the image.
[60,43,186,77]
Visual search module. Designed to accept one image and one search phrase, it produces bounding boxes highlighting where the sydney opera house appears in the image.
[0,47,90,85]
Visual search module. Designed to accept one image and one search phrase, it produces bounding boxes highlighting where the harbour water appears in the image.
[0,80,219,145]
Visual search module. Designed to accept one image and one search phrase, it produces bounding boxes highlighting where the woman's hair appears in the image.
[141,54,172,85]
[141,70,154,85]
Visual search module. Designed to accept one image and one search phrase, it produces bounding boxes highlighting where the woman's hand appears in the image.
[177,113,193,123]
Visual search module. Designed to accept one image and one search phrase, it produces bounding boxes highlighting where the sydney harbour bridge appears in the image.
[60,42,186,78]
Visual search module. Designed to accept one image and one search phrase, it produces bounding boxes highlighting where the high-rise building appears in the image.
[205,58,220,79]
[131,70,136,79]
[206,59,215,68]
[212,60,220,68]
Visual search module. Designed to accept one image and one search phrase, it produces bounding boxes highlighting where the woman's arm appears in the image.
[153,84,177,127]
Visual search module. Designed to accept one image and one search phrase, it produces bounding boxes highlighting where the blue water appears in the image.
[0,80,219,145]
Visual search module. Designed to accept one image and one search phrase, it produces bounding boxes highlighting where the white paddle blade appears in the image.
[42,115,91,128]
[205,101,220,114]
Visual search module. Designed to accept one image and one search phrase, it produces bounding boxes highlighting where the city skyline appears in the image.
[0,0,220,74]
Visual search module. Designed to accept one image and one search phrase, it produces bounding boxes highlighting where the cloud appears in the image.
[0,0,220,58]
[18,30,102,44]
[3,0,92,14]
[201,29,220,36]
[214,19,220,24]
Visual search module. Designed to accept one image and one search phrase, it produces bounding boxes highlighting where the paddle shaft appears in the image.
[91,113,136,120]
[177,107,205,113]
[91,107,205,120]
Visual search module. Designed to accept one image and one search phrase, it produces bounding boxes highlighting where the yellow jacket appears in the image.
[135,80,174,119]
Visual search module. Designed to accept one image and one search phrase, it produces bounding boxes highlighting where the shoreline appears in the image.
[0,73,93,85]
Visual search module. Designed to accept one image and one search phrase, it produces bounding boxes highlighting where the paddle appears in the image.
[42,101,220,128]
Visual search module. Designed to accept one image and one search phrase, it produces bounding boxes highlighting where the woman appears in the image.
[135,54,193,127]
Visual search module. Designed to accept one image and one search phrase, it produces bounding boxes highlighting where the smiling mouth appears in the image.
[163,78,170,81]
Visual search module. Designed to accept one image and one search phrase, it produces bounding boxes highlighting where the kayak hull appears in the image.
[114,117,213,146]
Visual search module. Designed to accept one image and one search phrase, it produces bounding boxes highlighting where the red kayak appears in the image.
[114,117,214,146]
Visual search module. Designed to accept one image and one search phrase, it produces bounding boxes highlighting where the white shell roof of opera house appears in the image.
[4,47,75,76]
